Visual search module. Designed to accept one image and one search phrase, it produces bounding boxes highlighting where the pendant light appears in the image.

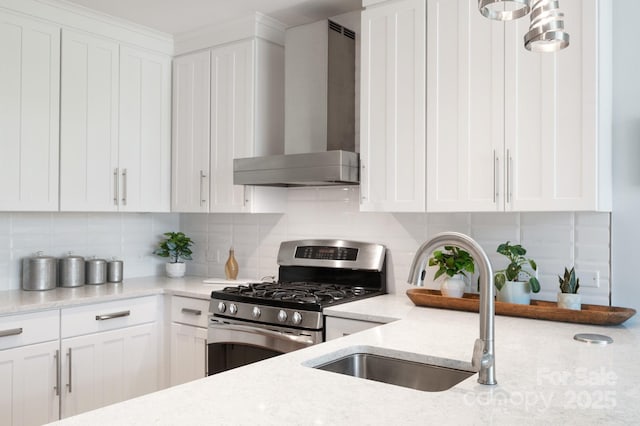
[524,0,570,52]
[478,0,531,21]
[478,0,569,53]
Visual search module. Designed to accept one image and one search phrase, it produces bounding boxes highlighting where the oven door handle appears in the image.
[209,322,315,353]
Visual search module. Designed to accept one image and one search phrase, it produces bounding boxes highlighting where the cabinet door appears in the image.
[119,46,171,212]
[0,341,60,426]
[59,29,119,211]
[61,323,159,418]
[0,12,60,211]
[426,0,505,212]
[325,317,384,341]
[210,40,255,212]
[169,323,207,386]
[360,0,426,212]
[504,0,606,211]
[171,50,211,212]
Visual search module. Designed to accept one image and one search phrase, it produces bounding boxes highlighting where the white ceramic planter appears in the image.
[496,281,531,305]
[441,274,466,298]
[165,262,186,278]
[557,292,581,310]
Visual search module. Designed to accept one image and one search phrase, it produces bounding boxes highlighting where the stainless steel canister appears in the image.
[85,257,107,285]
[107,259,123,283]
[22,252,57,291]
[58,252,85,288]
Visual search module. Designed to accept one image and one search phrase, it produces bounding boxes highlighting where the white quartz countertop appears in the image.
[0,276,254,315]
[48,292,640,425]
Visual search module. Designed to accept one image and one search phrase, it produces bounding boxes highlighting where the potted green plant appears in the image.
[557,266,581,310]
[428,246,475,298]
[494,241,540,305]
[153,232,193,278]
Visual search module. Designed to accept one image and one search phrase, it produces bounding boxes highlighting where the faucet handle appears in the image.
[471,338,485,372]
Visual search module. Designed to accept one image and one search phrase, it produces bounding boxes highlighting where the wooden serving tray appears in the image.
[406,288,636,326]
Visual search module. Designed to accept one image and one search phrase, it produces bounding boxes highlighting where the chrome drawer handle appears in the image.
[181,308,202,316]
[95,310,131,321]
[0,327,23,338]
[54,350,61,396]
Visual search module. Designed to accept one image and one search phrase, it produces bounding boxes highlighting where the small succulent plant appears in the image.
[558,267,580,294]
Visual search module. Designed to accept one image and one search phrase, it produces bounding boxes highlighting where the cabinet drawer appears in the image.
[0,309,59,350]
[171,296,209,327]
[61,296,158,338]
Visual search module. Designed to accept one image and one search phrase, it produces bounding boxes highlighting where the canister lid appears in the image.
[60,251,84,261]
[26,251,56,263]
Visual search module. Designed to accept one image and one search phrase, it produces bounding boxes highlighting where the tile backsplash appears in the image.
[0,212,178,291]
[0,188,610,305]
[181,187,611,306]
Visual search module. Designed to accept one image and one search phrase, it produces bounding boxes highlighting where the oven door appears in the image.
[207,317,321,375]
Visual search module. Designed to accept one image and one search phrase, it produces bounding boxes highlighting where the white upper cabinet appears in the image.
[0,12,60,211]
[504,0,611,212]
[359,0,426,212]
[426,0,504,212]
[172,37,285,213]
[427,0,611,212]
[171,50,211,213]
[59,29,119,211]
[119,46,172,212]
[60,39,171,212]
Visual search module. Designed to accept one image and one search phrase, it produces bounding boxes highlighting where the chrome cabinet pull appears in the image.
[95,310,131,321]
[360,162,366,201]
[66,348,72,393]
[181,308,202,316]
[507,150,513,204]
[0,327,23,338]
[493,150,498,204]
[199,170,207,206]
[204,343,209,377]
[54,349,61,396]
[121,169,127,206]
[113,168,119,206]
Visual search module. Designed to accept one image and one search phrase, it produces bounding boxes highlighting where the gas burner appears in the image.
[219,281,368,305]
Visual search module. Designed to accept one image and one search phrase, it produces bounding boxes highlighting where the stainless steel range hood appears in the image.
[234,19,358,187]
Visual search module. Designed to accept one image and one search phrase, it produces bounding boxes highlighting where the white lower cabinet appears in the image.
[169,296,209,386]
[59,296,160,419]
[0,310,60,426]
[324,317,385,341]
[0,341,60,426]
[60,323,159,417]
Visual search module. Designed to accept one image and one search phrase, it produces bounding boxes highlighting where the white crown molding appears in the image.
[0,0,174,55]
[174,12,286,56]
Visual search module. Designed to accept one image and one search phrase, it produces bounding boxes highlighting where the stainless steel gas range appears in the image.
[207,239,387,375]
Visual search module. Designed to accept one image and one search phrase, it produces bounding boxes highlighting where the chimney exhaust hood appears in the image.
[233,19,358,187]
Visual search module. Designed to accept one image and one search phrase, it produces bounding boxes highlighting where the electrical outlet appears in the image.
[576,270,600,288]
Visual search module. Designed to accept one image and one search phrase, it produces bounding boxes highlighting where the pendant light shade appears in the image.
[524,0,570,52]
[478,0,531,21]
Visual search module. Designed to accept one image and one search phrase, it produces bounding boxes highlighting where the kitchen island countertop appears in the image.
[48,292,640,425]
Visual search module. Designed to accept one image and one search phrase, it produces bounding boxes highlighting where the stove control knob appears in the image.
[217,302,226,313]
[252,306,261,319]
[292,311,303,325]
[229,303,238,315]
[277,310,288,323]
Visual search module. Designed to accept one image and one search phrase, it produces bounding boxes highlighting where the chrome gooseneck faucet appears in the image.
[407,232,497,385]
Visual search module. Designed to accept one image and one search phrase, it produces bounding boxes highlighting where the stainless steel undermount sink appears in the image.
[310,349,475,392]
